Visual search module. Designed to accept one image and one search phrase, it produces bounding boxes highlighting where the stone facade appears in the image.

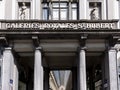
[0,0,120,90]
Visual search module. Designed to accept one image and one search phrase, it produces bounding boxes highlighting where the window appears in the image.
[42,0,78,20]
[52,2,68,20]
[18,2,31,20]
[89,2,101,20]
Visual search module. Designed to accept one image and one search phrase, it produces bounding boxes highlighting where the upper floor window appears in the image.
[89,2,101,20]
[42,0,78,20]
[52,2,68,20]
[18,2,31,20]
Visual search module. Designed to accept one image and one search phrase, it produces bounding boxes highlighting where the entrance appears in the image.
[0,39,118,90]
[17,53,103,90]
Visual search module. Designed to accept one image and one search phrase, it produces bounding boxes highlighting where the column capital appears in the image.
[77,46,87,52]
[4,47,12,50]
[32,36,40,47]
[35,47,42,51]
[3,47,13,53]
[107,47,117,52]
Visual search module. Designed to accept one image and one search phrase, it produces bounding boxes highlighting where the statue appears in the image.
[90,3,100,20]
[19,2,27,20]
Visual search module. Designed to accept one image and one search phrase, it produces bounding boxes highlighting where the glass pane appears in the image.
[60,3,67,7]
[52,3,59,7]
[72,9,77,20]
[43,9,48,20]
[53,9,59,20]
[60,9,67,20]
[72,3,77,8]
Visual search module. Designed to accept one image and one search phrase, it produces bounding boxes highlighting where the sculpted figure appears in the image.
[20,2,27,19]
[90,3,100,20]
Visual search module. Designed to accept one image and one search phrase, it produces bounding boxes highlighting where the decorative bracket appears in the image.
[32,36,40,47]
[80,35,87,47]
[108,35,120,47]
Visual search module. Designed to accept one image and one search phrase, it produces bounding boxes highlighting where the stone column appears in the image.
[108,48,118,90]
[13,65,19,90]
[78,48,87,90]
[1,47,14,90]
[34,47,43,90]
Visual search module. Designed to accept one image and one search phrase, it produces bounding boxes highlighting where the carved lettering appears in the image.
[3,22,116,30]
